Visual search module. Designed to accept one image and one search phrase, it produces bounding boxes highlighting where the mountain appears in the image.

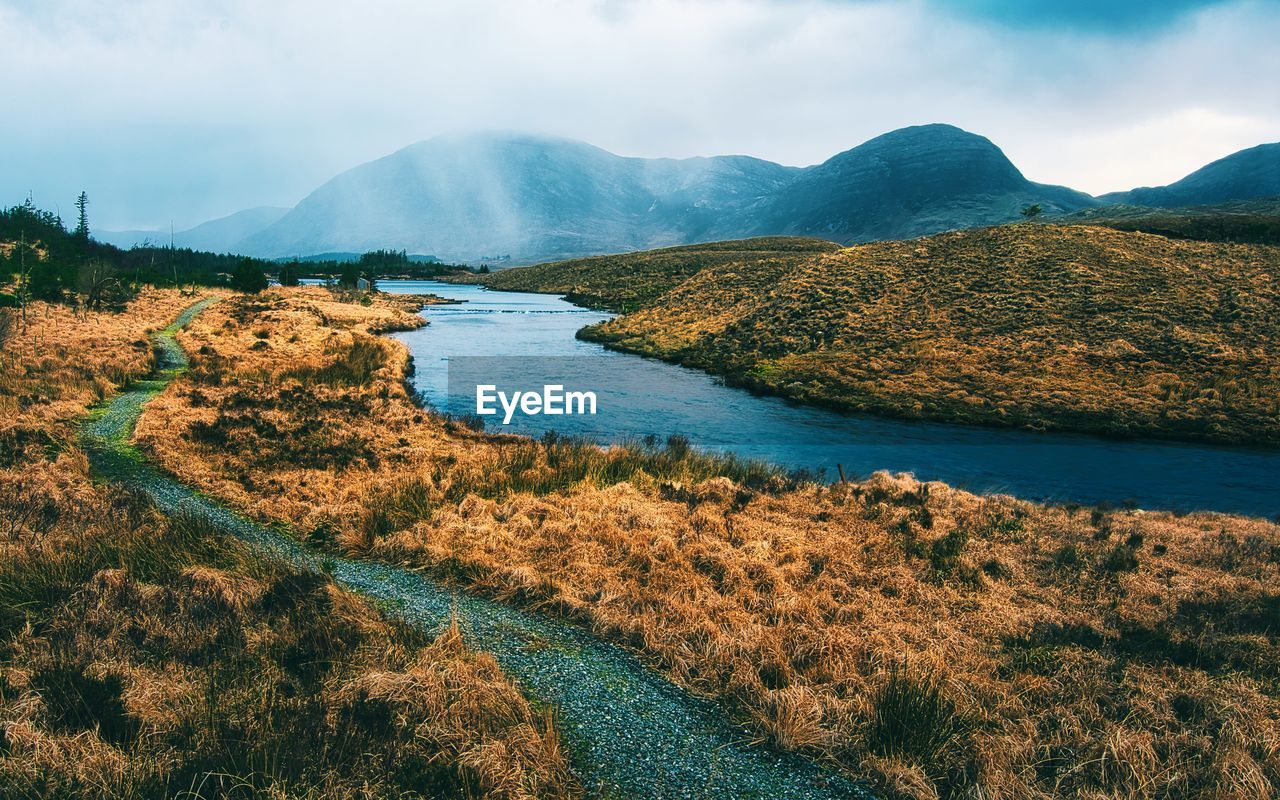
[740,124,1096,241]
[238,133,799,263]
[1100,142,1280,207]
[97,206,289,252]
[237,127,1096,263]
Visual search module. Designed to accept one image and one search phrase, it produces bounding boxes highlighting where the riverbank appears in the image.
[476,225,1280,448]
[138,285,1280,800]
[390,278,1280,517]
[78,293,868,800]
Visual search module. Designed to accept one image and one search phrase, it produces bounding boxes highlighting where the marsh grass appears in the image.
[0,291,580,800]
[867,665,974,786]
[282,335,387,387]
[472,432,793,499]
[139,287,1280,800]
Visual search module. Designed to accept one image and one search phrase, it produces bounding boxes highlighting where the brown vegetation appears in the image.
[465,236,842,311]
[1056,199,1280,246]
[0,293,578,799]
[140,286,1280,800]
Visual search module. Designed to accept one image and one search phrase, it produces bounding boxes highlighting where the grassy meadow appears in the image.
[462,236,843,311]
[0,292,579,800]
[135,285,1280,800]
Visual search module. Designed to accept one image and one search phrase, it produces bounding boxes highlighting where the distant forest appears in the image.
[0,198,474,309]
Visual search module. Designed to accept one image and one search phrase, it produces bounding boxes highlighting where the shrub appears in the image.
[1103,543,1140,573]
[867,666,973,784]
[1052,543,1082,570]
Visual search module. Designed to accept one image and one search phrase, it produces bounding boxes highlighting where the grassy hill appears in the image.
[1053,199,1280,245]
[466,236,842,311]
[487,224,1280,446]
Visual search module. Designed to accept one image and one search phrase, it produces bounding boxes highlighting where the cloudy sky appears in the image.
[2,0,1277,230]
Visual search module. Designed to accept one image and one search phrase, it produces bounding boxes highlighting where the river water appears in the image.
[382,280,1280,518]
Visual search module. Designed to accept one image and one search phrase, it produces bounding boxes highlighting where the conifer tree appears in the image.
[74,192,90,239]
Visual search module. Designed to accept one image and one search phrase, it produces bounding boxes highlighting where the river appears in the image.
[380,280,1280,518]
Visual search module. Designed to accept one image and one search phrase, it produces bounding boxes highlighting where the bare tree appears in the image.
[77,258,125,311]
[15,229,31,329]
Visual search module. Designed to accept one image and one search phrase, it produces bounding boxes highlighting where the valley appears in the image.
[10,2,1280,798]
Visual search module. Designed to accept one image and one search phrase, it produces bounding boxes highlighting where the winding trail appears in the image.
[80,299,872,800]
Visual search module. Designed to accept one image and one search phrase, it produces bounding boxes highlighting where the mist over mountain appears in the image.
[1100,142,1280,207]
[235,126,1098,263]
[237,134,798,263]
[104,128,1280,264]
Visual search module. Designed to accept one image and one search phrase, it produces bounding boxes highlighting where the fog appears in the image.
[1,0,1277,230]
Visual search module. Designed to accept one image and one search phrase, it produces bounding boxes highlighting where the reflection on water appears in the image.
[383,280,1280,518]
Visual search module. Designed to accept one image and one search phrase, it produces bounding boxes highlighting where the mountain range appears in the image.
[100,125,1280,264]
[96,206,289,252]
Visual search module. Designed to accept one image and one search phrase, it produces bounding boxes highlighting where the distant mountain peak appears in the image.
[1100,140,1280,207]
[745,123,1082,242]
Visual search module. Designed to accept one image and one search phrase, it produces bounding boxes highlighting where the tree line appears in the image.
[0,197,289,313]
[1,198,479,316]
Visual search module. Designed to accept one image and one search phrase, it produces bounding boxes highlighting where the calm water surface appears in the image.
[382,280,1280,518]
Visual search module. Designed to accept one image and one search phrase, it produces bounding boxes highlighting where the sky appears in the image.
[1,0,1277,231]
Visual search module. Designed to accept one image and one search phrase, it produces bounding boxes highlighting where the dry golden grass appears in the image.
[467,236,843,311]
[0,289,192,450]
[0,292,579,800]
[141,287,1280,800]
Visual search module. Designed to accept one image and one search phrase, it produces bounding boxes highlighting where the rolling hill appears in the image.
[1052,199,1280,245]
[468,236,843,310]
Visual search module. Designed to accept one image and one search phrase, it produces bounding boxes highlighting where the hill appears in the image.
[1053,199,1280,245]
[469,236,842,310]
[488,224,1280,445]
[742,124,1096,241]
[1100,141,1280,207]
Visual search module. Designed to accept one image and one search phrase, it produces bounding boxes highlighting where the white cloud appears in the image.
[0,0,1276,227]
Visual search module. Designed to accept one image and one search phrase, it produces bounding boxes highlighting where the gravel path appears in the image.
[80,299,873,800]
